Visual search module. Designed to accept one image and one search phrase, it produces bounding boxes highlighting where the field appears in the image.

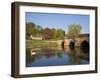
[26,40,59,48]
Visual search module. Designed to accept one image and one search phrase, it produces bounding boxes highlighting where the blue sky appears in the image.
[26,12,89,34]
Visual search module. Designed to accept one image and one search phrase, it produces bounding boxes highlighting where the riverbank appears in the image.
[26,40,59,48]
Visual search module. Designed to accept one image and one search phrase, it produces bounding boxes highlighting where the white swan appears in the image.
[31,49,36,56]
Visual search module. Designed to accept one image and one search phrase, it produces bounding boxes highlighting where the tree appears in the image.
[26,23,43,39]
[49,28,65,40]
[36,25,42,36]
[42,28,54,40]
[51,28,57,39]
[67,24,81,39]
[26,22,35,39]
[56,29,65,39]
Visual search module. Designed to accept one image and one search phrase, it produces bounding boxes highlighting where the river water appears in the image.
[26,46,89,67]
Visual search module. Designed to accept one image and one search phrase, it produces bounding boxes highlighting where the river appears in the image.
[26,46,89,67]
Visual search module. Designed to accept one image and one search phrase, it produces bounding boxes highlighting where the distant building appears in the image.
[30,35,42,40]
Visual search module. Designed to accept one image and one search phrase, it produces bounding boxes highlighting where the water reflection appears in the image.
[26,46,89,67]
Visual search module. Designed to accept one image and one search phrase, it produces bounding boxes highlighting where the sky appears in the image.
[26,12,89,34]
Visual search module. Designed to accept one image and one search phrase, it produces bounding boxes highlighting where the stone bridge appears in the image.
[56,34,89,47]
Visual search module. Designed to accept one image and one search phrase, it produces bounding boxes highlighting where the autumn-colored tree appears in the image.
[42,28,53,40]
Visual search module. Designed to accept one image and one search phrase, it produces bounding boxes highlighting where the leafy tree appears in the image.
[56,29,65,39]
[51,28,57,39]
[67,24,81,39]
[26,22,65,40]
[26,22,36,39]
[26,23,43,39]
[36,25,42,36]
[42,28,53,40]
[44,28,65,40]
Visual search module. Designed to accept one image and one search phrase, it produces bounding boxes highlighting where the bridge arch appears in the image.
[69,39,75,49]
[80,40,89,53]
[57,34,89,48]
[80,40,89,47]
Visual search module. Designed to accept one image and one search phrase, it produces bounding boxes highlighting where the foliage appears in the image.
[26,22,42,39]
[42,28,65,40]
[26,22,65,40]
[55,29,65,39]
[42,28,54,40]
[26,22,35,37]
[67,24,81,39]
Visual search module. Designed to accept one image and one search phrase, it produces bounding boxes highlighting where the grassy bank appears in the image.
[26,40,58,48]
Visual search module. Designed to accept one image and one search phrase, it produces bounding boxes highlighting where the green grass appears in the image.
[26,40,58,48]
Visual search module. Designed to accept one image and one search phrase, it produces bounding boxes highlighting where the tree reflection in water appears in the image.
[26,45,89,67]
